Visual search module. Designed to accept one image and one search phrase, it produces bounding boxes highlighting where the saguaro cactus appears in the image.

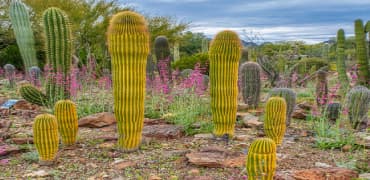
[4,64,16,88]
[354,19,370,87]
[154,36,172,90]
[107,11,150,151]
[240,62,261,109]
[336,29,349,93]
[43,7,73,104]
[209,30,241,137]
[267,88,296,126]
[33,114,59,165]
[246,138,277,180]
[264,97,287,145]
[9,0,38,71]
[316,70,328,107]
[346,85,370,129]
[54,100,78,145]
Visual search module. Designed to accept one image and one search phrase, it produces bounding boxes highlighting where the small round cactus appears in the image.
[240,62,261,109]
[264,97,287,145]
[54,100,78,146]
[28,66,41,87]
[326,102,341,121]
[267,88,296,126]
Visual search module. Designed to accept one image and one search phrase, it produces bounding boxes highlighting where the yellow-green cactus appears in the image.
[54,100,78,145]
[33,114,59,164]
[209,30,241,137]
[264,97,287,145]
[107,11,150,151]
[246,138,277,180]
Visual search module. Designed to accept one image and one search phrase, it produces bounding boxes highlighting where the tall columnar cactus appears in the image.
[107,11,149,151]
[336,29,349,93]
[201,38,209,53]
[267,88,296,126]
[43,8,73,104]
[264,97,287,145]
[33,114,59,165]
[316,70,328,107]
[354,19,370,87]
[28,66,41,87]
[240,62,261,109]
[9,0,38,71]
[19,84,49,106]
[54,100,78,145]
[326,102,341,121]
[346,86,370,129]
[239,47,249,64]
[154,36,172,86]
[246,138,277,180]
[209,30,241,137]
[4,64,16,88]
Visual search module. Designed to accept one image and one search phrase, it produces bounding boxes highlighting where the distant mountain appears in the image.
[241,40,258,47]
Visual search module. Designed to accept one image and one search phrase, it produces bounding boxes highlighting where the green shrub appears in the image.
[0,45,23,69]
[172,53,209,74]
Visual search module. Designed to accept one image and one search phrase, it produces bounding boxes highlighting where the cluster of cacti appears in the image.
[28,66,41,87]
[239,47,249,64]
[43,7,73,104]
[9,0,38,71]
[316,70,328,107]
[4,64,16,88]
[346,86,370,129]
[336,29,349,94]
[209,30,241,137]
[246,138,277,180]
[267,88,296,126]
[107,11,149,151]
[154,36,172,86]
[19,84,49,106]
[54,100,78,145]
[354,19,370,87]
[201,38,209,53]
[240,62,261,109]
[33,114,59,165]
[326,102,341,121]
[264,97,286,145]
[257,56,279,87]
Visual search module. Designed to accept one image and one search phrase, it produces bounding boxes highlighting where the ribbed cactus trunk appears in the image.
[268,88,296,126]
[336,29,349,94]
[209,30,241,137]
[43,8,73,105]
[246,138,277,180]
[354,19,370,87]
[9,0,38,71]
[346,85,370,129]
[54,100,78,146]
[107,11,149,151]
[154,36,172,93]
[264,97,287,145]
[316,70,328,107]
[240,62,261,109]
[33,114,59,165]
[19,84,49,106]
[326,102,341,121]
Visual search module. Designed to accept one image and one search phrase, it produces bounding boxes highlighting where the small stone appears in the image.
[23,170,50,178]
[315,162,332,168]
[113,159,137,170]
[292,107,307,119]
[194,133,213,139]
[237,103,249,111]
[234,135,250,141]
[13,100,36,110]
[11,137,33,145]
[242,113,262,128]
[78,112,116,128]
[143,124,183,139]
[292,168,358,180]
[98,142,115,149]
[341,144,352,152]
[188,169,200,176]
[298,101,313,110]
[149,174,162,180]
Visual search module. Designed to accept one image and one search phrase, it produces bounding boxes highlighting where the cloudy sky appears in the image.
[122,0,370,44]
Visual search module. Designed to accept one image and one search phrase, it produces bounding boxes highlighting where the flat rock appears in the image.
[13,100,38,110]
[292,107,307,120]
[23,170,50,178]
[113,159,137,170]
[242,113,262,128]
[143,124,183,139]
[314,162,332,168]
[186,146,244,168]
[11,137,33,144]
[297,101,313,110]
[194,133,214,139]
[79,112,116,128]
[292,168,358,180]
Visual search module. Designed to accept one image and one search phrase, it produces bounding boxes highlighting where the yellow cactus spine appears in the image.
[33,114,59,165]
[246,138,277,180]
[264,97,287,145]
[107,11,150,151]
[209,30,242,137]
[54,100,78,145]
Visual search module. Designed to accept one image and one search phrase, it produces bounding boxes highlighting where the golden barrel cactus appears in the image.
[54,100,78,145]
[33,114,59,165]
[208,30,241,137]
[246,138,277,180]
[107,11,150,151]
[264,97,287,145]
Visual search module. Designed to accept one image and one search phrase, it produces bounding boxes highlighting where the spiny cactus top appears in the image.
[9,0,38,71]
[209,30,241,137]
[107,11,149,151]
[154,36,171,60]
